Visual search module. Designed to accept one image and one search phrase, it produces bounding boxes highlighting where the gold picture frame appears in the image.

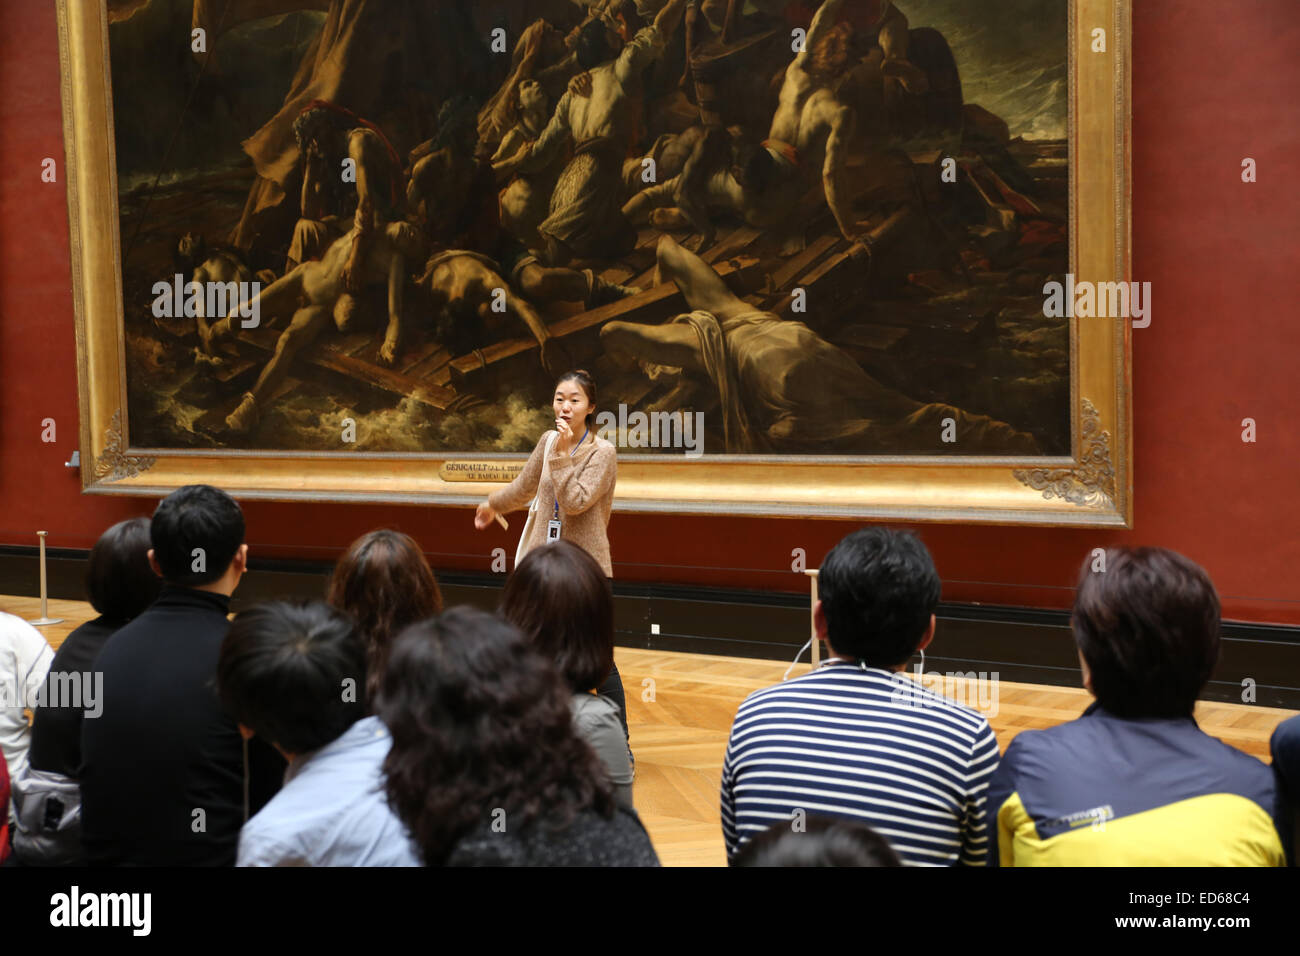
[59,0,1131,526]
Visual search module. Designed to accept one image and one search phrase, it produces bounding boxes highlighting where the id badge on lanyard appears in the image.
[549,428,588,543]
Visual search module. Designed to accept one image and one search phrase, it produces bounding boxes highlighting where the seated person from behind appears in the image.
[376,607,659,866]
[0,609,53,790]
[501,540,634,807]
[12,516,161,866]
[720,526,1000,866]
[218,601,420,867]
[326,529,443,704]
[79,484,285,867]
[988,547,1288,867]
[1270,714,1300,862]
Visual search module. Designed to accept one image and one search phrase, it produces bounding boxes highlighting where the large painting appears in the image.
[61,0,1132,523]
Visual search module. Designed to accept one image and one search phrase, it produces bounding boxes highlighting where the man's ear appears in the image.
[813,599,828,642]
[146,549,164,579]
[917,614,936,652]
[235,543,249,573]
[237,723,255,741]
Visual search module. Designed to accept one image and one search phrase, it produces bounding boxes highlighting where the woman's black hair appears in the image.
[555,369,597,429]
[327,529,443,703]
[733,816,903,867]
[501,540,614,692]
[217,600,368,755]
[1072,547,1221,718]
[85,517,161,624]
[375,607,616,865]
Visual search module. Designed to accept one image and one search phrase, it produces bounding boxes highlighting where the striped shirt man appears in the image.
[721,660,1000,866]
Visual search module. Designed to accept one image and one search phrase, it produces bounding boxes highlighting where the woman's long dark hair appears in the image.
[86,516,161,624]
[327,530,443,701]
[375,607,616,865]
[500,540,613,693]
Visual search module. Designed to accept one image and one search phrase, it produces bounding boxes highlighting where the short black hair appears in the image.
[150,484,245,586]
[86,517,161,624]
[818,527,940,667]
[733,816,903,867]
[576,18,614,70]
[1072,547,1220,718]
[217,600,368,754]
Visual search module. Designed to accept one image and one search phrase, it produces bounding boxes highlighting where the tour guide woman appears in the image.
[474,370,629,738]
[475,369,616,575]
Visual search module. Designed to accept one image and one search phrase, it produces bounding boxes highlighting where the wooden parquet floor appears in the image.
[7,596,1296,868]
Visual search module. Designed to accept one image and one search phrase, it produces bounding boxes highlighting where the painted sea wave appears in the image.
[905,0,1068,140]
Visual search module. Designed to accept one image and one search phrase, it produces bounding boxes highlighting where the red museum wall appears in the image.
[3,1,1298,624]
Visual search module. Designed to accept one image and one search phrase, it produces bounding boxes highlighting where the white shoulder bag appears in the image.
[515,430,558,568]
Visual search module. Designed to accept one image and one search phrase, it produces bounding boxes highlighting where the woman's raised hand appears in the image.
[554,417,575,454]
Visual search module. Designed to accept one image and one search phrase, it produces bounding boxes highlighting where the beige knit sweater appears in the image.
[489,430,617,576]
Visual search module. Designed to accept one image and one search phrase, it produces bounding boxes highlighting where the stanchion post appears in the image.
[28,530,65,627]
[804,568,820,667]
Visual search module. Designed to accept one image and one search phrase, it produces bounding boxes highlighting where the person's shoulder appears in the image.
[899,678,997,737]
[48,618,116,669]
[732,669,834,720]
[0,611,46,645]
[592,434,617,456]
[1271,714,1300,760]
[592,806,660,865]
[739,669,821,706]
[997,708,1123,782]
[93,614,145,659]
[236,822,303,868]
[571,691,621,727]
[1197,725,1274,781]
[95,605,174,652]
[1001,715,1069,754]
[445,822,528,867]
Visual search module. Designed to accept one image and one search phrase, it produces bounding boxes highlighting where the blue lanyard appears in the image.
[553,428,589,520]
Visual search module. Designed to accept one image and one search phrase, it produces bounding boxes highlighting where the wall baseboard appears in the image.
[3,547,1297,709]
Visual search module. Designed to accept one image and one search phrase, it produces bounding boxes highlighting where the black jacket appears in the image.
[80,586,284,866]
[28,615,120,779]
